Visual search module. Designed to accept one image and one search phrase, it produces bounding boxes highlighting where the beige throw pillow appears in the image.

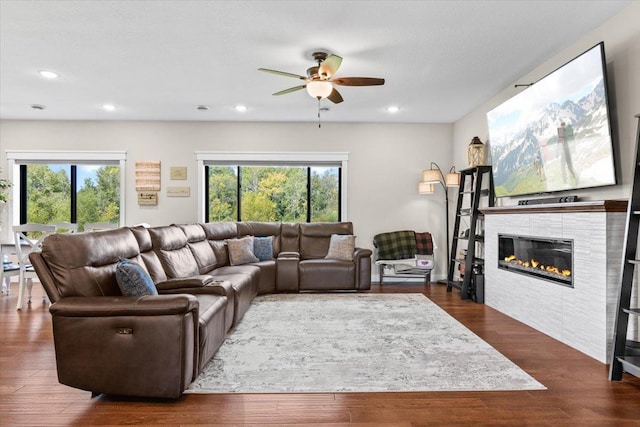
[227,236,259,265]
[325,234,355,261]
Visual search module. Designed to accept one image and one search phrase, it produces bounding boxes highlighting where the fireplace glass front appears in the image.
[498,234,573,287]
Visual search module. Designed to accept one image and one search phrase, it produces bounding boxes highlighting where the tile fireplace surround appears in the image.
[482,200,632,364]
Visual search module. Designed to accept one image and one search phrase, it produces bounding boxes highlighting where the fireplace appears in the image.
[498,234,573,287]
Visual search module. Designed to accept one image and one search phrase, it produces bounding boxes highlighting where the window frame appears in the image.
[5,150,127,233]
[196,151,348,223]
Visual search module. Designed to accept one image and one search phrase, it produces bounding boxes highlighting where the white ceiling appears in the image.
[0,0,631,124]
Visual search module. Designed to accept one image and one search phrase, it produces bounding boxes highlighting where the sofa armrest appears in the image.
[49,294,199,399]
[157,279,235,332]
[155,275,215,291]
[278,251,300,259]
[354,247,373,290]
[49,294,198,316]
[276,252,299,292]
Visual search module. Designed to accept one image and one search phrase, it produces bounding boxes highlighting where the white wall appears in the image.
[0,120,453,279]
[453,2,640,205]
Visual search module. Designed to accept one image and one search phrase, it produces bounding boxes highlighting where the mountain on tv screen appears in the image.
[486,42,616,198]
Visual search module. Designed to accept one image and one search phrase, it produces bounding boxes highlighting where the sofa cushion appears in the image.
[115,259,158,296]
[227,236,259,265]
[325,234,355,261]
[237,222,282,255]
[253,236,274,261]
[299,222,354,259]
[40,228,142,298]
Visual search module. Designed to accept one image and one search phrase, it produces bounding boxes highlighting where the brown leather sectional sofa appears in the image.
[29,221,372,399]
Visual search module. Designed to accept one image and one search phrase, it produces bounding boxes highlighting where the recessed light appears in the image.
[197,105,209,111]
[38,70,59,79]
[102,104,117,112]
[234,105,247,113]
[386,105,400,113]
[31,104,46,110]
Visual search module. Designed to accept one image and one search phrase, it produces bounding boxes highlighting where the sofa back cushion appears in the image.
[201,222,238,268]
[147,226,199,279]
[179,224,217,274]
[280,223,300,253]
[41,227,143,298]
[236,222,282,256]
[299,222,354,259]
[129,225,168,283]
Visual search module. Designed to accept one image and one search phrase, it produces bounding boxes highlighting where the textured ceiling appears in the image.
[0,0,632,123]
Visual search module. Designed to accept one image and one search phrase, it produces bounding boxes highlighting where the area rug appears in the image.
[185,293,545,393]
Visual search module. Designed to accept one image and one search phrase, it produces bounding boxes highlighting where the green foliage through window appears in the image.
[207,165,339,222]
[21,164,120,231]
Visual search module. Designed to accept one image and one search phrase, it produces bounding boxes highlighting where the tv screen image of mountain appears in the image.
[486,42,616,198]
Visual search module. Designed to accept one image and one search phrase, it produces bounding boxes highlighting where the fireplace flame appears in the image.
[503,255,571,279]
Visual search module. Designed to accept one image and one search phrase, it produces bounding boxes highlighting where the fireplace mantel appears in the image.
[482,201,628,364]
[481,199,627,215]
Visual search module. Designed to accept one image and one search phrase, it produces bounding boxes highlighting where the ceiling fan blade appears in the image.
[327,88,344,104]
[258,68,306,80]
[319,54,343,78]
[273,85,306,96]
[332,77,385,86]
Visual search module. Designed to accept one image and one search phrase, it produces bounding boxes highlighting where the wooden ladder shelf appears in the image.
[609,114,640,381]
[447,166,494,302]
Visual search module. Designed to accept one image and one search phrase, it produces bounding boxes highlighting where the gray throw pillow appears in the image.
[325,234,355,261]
[115,259,158,297]
[227,236,260,265]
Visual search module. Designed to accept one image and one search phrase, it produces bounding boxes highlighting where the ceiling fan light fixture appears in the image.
[306,80,333,99]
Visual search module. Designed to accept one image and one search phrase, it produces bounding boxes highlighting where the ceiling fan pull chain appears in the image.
[318,99,322,128]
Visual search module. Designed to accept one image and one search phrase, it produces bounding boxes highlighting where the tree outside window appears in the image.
[207,165,340,222]
[22,164,120,231]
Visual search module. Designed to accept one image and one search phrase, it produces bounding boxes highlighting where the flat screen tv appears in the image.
[486,42,616,198]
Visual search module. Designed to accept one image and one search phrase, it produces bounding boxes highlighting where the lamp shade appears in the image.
[422,169,441,184]
[418,182,435,194]
[445,172,461,187]
[306,81,333,99]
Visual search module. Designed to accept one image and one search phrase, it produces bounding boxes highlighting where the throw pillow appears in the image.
[115,259,158,297]
[227,236,259,265]
[325,234,355,261]
[253,236,274,261]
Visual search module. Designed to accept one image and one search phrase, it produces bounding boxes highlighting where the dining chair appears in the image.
[1,248,21,295]
[13,223,57,310]
[49,221,78,233]
[83,221,118,232]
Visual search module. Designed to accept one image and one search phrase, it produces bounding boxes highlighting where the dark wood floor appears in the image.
[1,281,639,426]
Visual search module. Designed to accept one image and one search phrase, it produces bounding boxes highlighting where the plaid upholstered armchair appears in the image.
[372,230,434,285]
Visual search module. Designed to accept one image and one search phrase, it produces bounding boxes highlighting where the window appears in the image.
[206,165,340,222]
[198,152,347,223]
[6,151,126,231]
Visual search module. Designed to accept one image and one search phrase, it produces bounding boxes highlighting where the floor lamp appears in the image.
[419,163,460,272]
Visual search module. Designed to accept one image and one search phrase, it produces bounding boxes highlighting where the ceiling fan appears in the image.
[258,52,385,104]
